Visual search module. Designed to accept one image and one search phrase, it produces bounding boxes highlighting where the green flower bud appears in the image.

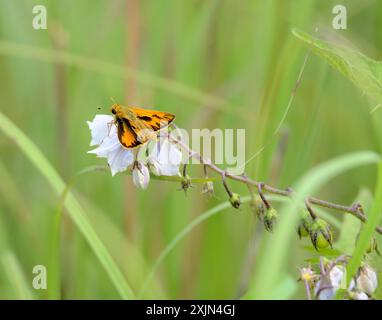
[201,181,214,197]
[250,196,265,220]
[297,223,309,238]
[229,193,241,209]
[309,218,333,250]
[297,209,313,239]
[263,207,278,232]
[365,237,380,256]
[181,174,191,191]
[315,232,332,249]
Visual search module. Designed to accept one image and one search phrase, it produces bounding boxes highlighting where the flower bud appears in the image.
[365,237,380,256]
[355,264,378,296]
[263,207,278,232]
[202,181,214,197]
[229,193,241,209]
[297,209,312,239]
[309,218,333,250]
[132,162,150,189]
[297,223,309,238]
[250,196,265,220]
[180,174,192,192]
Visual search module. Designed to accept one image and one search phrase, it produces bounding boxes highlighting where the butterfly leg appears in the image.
[107,120,115,136]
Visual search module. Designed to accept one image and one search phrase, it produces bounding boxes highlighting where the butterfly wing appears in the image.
[115,118,142,149]
[130,106,175,131]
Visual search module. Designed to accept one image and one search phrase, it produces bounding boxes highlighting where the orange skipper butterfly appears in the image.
[110,104,175,149]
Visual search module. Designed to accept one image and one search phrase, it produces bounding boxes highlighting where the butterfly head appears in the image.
[110,103,124,118]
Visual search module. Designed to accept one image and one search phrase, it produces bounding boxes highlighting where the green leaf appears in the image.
[302,246,343,258]
[292,28,382,106]
[346,161,382,284]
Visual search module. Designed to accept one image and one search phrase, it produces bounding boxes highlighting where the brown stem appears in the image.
[257,183,271,210]
[221,172,233,198]
[168,127,382,236]
[183,163,188,178]
[203,164,208,178]
[305,199,318,220]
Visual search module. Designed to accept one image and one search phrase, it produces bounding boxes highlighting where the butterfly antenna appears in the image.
[110,97,116,104]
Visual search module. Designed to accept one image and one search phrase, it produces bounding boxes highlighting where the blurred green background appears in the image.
[0,0,381,299]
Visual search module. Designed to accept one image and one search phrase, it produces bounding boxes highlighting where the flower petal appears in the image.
[88,133,121,158]
[88,128,134,175]
[351,291,369,300]
[132,162,150,189]
[158,162,180,176]
[315,266,344,300]
[87,115,115,146]
[108,147,135,176]
[148,138,182,176]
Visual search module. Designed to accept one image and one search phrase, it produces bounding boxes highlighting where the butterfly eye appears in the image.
[111,109,116,115]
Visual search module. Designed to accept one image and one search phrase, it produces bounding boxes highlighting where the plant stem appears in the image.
[258,183,271,210]
[169,126,382,235]
[304,280,311,300]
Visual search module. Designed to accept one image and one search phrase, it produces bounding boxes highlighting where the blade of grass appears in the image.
[48,165,109,299]
[346,161,382,284]
[1,251,34,300]
[0,112,135,299]
[0,160,38,245]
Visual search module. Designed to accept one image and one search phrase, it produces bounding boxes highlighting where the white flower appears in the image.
[315,265,345,300]
[147,137,182,176]
[87,114,183,185]
[298,267,317,283]
[87,115,134,176]
[349,291,369,300]
[132,161,150,189]
[355,264,378,296]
